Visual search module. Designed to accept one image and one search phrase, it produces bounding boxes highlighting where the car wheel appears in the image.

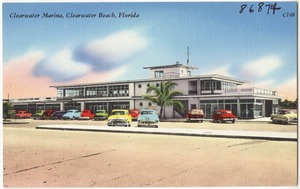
[232,119,236,124]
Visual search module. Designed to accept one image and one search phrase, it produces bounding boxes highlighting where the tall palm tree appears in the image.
[143,81,185,118]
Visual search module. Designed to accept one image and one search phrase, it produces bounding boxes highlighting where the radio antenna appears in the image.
[186,46,189,66]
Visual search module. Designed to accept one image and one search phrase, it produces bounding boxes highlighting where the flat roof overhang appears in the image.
[50,74,247,89]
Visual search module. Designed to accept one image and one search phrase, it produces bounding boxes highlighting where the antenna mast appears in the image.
[186,46,189,66]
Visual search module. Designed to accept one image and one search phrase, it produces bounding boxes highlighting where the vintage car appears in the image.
[129,109,140,121]
[271,109,297,124]
[107,109,132,127]
[212,109,237,123]
[15,110,32,119]
[41,110,56,119]
[62,109,81,120]
[32,110,45,120]
[50,110,67,120]
[79,110,95,120]
[186,109,204,122]
[137,109,159,128]
[94,110,109,120]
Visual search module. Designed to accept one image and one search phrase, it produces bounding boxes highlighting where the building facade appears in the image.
[9,63,280,119]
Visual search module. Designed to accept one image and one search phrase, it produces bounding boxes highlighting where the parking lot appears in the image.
[3,119,298,187]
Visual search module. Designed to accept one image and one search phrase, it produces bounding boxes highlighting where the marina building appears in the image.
[9,63,280,119]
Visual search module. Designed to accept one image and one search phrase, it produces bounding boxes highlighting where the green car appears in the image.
[94,110,109,120]
[271,109,297,124]
[32,110,45,120]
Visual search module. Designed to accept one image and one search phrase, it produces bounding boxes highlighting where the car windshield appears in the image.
[278,110,289,115]
[97,110,104,113]
[112,111,125,115]
[190,110,203,114]
[221,111,232,114]
[141,111,153,115]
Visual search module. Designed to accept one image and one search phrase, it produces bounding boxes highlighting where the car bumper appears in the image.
[79,117,91,120]
[108,119,130,126]
[222,118,236,121]
[138,120,159,127]
[95,116,107,120]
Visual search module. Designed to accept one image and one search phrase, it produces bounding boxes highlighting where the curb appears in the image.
[36,124,297,142]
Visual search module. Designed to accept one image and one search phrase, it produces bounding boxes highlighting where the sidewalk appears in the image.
[36,124,297,142]
[161,117,272,122]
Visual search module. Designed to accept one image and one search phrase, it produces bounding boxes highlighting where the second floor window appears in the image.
[154,70,164,78]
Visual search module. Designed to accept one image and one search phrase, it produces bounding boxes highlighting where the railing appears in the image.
[224,87,278,96]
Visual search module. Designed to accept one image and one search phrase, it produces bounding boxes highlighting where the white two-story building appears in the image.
[9,63,280,119]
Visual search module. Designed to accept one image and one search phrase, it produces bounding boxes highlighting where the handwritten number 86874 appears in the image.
[240,2,281,14]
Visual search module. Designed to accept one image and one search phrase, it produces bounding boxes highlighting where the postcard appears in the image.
[2,1,298,188]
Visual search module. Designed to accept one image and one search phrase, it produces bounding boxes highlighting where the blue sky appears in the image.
[2,2,297,100]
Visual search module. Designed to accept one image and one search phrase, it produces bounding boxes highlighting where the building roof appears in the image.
[49,74,248,89]
[143,63,197,70]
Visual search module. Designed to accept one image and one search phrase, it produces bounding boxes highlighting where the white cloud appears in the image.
[198,65,232,77]
[34,49,92,82]
[74,29,149,70]
[239,56,282,80]
[274,76,297,100]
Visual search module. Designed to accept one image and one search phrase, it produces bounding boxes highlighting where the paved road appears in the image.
[3,120,297,187]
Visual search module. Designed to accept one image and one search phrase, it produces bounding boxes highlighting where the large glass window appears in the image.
[60,88,84,98]
[200,99,237,118]
[201,80,223,91]
[86,86,108,97]
[108,85,129,97]
[154,70,164,78]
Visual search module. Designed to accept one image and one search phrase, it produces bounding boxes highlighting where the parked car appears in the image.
[271,109,297,124]
[107,109,132,127]
[129,109,140,121]
[62,109,81,120]
[79,110,95,120]
[212,109,237,123]
[33,110,45,120]
[186,109,204,122]
[50,110,67,120]
[15,110,32,119]
[137,109,159,128]
[41,110,56,119]
[94,110,109,120]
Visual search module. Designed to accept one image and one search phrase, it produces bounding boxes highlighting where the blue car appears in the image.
[62,109,81,120]
[137,109,159,128]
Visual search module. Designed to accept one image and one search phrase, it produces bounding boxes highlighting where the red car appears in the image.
[79,110,95,120]
[212,109,237,123]
[15,111,32,119]
[129,109,140,121]
[186,109,204,122]
[42,110,56,119]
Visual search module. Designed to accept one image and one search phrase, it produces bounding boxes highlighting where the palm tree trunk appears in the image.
[159,106,164,119]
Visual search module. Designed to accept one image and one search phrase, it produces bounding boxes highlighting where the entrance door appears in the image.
[265,100,273,117]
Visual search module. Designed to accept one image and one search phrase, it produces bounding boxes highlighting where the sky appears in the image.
[2,1,298,100]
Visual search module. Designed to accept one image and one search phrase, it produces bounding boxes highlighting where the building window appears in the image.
[139,102,143,106]
[148,102,152,106]
[154,70,164,78]
[156,83,160,87]
[63,88,84,98]
[138,84,142,88]
[108,85,129,97]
